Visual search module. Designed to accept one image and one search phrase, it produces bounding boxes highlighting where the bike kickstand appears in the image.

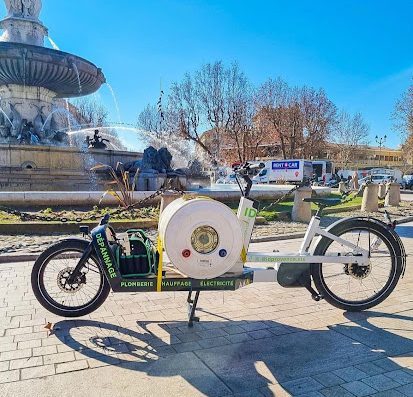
[187,291,200,327]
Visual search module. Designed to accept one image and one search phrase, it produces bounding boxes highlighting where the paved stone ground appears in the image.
[1,224,413,396]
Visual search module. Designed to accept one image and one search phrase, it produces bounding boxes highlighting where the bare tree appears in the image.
[301,87,337,158]
[393,82,413,168]
[137,103,164,146]
[167,72,207,156]
[71,97,108,126]
[393,83,413,139]
[256,78,294,159]
[166,62,254,165]
[333,111,369,167]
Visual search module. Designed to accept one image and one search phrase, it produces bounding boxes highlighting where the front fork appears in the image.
[67,243,94,284]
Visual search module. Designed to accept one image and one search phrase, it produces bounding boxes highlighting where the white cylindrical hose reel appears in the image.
[158,197,243,279]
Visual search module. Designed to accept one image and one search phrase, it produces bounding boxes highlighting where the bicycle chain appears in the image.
[259,184,301,212]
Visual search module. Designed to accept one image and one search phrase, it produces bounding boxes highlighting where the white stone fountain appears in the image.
[0,0,105,145]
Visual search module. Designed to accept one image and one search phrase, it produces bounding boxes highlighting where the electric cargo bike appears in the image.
[31,163,407,326]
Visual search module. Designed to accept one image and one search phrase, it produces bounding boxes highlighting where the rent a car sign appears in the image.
[271,160,303,181]
[272,161,299,170]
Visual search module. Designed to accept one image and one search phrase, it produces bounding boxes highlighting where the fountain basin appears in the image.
[0,42,105,97]
[0,186,331,206]
[0,144,142,191]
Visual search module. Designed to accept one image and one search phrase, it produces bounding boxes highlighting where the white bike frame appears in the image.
[231,197,369,281]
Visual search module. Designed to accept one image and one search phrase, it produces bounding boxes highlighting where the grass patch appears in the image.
[253,193,362,221]
[0,206,160,224]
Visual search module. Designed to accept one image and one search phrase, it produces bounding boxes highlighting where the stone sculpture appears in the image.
[86,130,110,150]
[5,0,42,19]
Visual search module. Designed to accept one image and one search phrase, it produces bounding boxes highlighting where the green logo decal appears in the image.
[244,208,257,218]
[96,233,117,279]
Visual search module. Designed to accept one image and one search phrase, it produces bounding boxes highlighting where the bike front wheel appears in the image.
[312,218,403,311]
[31,239,110,317]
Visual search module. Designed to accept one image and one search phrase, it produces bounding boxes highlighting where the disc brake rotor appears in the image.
[57,267,85,293]
[344,262,372,280]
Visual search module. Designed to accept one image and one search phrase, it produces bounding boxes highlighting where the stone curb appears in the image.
[1,215,412,264]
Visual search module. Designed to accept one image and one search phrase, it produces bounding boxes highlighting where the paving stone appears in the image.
[222,325,246,335]
[0,361,9,372]
[396,382,413,396]
[342,380,376,396]
[56,360,89,374]
[369,390,405,397]
[260,383,292,396]
[225,332,253,344]
[196,328,228,339]
[248,330,274,340]
[373,358,402,372]
[173,341,202,353]
[282,377,323,395]
[4,326,32,336]
[43,351,75,365]
[321,385,355,397]
[386,369,413,386]
[313,372,344,387]
[354,362,386,376]
[176,332,202,343]
[362,374,401,391]
[197,336,231,349]
[21,364,55,380]
[333,366,368,382]
[32,345,58,356]
[10,356,43,370]
[0,348,31,362]
[232,389,266,397]
[17,339,41,350]
[0,369,19,384]
[0,343,17,353]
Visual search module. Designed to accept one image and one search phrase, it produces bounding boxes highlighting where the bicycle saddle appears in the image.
[303,198,342,207]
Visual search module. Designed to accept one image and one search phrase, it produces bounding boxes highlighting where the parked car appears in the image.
[359,174,394,186]
[402,177,413,190]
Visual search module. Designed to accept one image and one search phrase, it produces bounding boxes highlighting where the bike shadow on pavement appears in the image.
[54,309,413,396]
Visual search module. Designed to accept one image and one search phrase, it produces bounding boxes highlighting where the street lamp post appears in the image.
[375,134,387,167]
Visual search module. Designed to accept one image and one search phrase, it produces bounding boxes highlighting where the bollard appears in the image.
[361,184,379,212]
[378,183,386,199]
[160,192,180,214]
[385,183,401,207]
[291,186,312,223]
[338,181,347,193]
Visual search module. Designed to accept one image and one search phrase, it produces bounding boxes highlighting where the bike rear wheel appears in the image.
[312,219,403,311]
[31,239,110,317]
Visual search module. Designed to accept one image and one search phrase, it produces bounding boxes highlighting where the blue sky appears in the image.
[3,0,413,149]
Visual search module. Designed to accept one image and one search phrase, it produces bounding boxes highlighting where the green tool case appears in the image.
[114,229,156,277]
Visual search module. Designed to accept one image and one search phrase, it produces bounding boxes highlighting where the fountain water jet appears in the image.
[106,83,122,124]
[47,36,59,50]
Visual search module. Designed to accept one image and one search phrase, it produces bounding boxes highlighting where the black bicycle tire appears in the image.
[311,218,402,311]
[31,239,110,317]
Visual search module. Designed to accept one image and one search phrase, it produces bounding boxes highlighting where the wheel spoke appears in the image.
[40,247,104,310]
